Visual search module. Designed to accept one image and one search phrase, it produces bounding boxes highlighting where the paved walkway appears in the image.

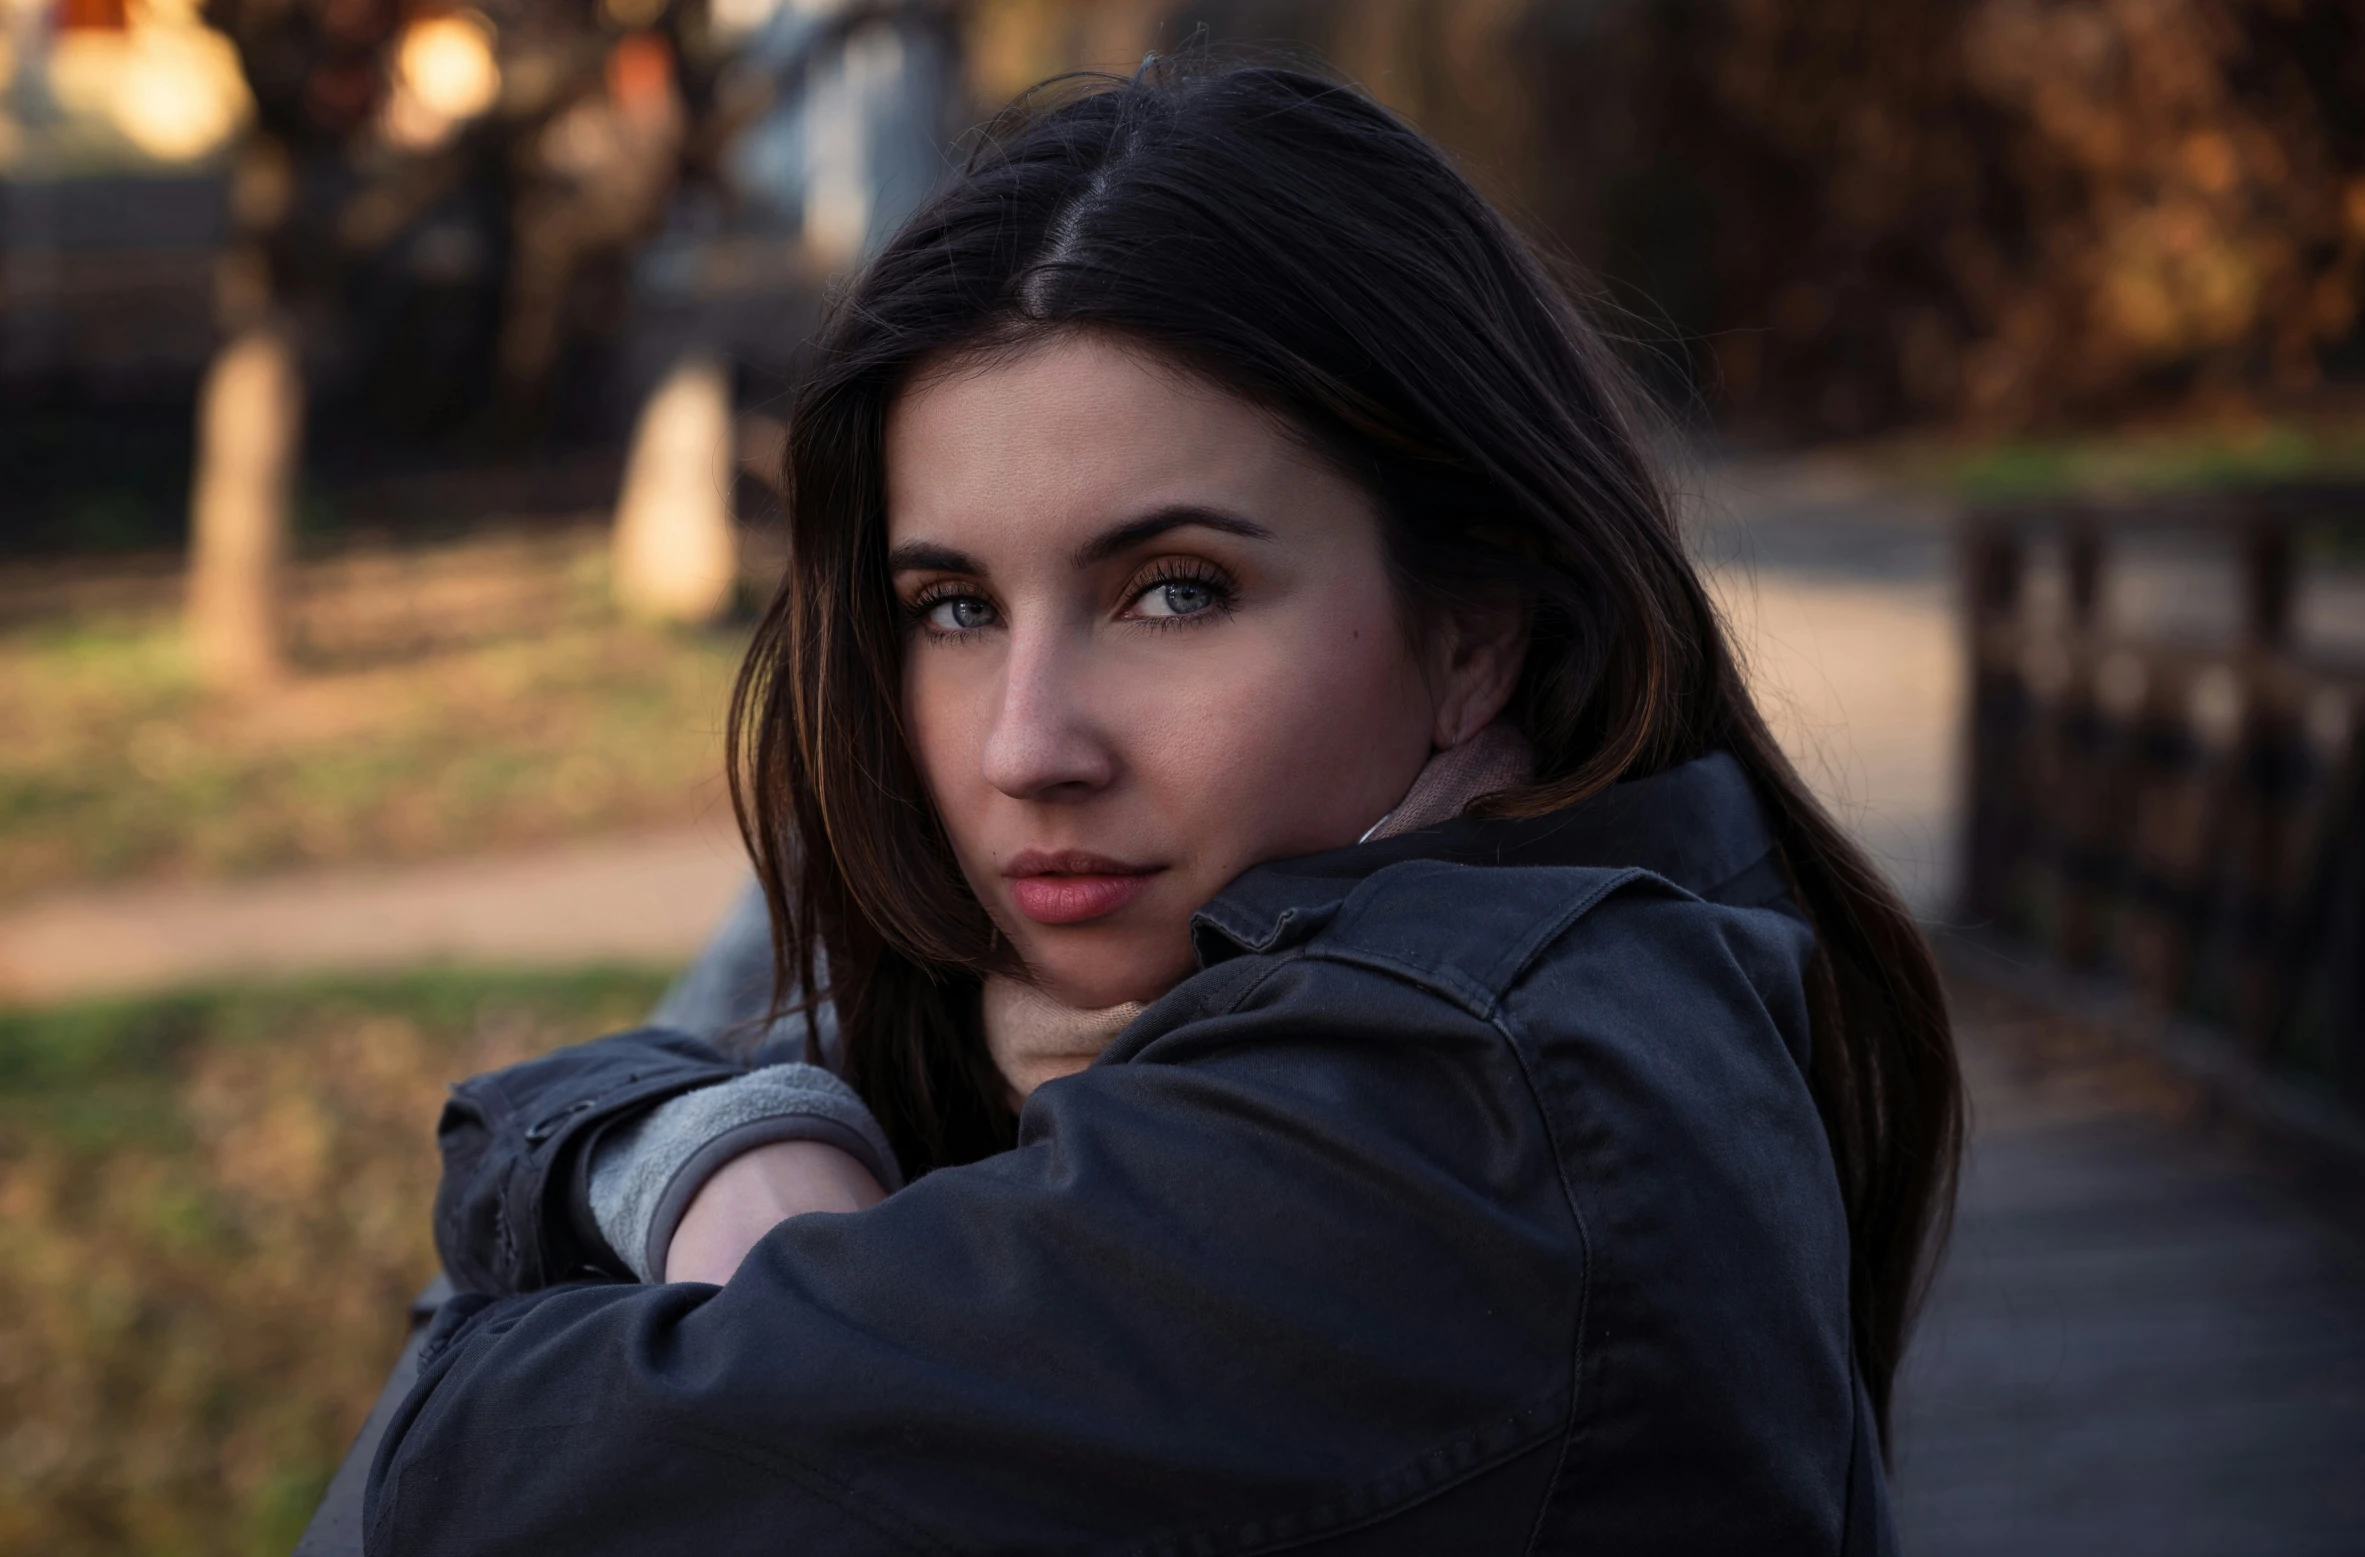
[1895,970,2365,1554]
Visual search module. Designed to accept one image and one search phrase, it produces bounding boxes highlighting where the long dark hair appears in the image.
[728,60,1960,1441]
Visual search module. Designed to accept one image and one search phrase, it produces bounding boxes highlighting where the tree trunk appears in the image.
[613,352,737,625]
[188,324,302,688]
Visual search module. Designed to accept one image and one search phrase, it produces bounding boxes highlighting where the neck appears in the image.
[981,976,1143,1103]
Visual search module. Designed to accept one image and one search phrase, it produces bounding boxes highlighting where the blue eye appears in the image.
[923,595,997,633]
[1136,579,1218,618]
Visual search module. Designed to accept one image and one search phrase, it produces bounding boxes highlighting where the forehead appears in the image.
[882,334,1319,545]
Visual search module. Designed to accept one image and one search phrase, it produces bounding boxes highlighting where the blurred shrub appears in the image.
[0,968,671,1557]
[990,0,2365,434]
[1666,0,2365,433]
[1937,415,2365,500]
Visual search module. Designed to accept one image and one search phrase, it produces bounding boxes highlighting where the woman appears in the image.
[370,61,1958,1555]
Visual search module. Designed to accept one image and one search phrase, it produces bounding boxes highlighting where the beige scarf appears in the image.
[983,724,1533,1098]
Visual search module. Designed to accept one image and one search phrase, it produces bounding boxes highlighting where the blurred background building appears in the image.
[2,4,2364,1555]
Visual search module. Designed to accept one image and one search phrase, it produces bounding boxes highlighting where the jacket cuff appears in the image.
[585,1065,905,1283]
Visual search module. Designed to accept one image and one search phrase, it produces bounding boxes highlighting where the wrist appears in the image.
[586,1063,906,1283]
[663,1139,886,1285]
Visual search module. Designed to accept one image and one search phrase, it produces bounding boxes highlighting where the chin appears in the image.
[1026,931,1195,1010]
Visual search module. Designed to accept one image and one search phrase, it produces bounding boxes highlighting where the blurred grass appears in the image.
[1930,416,2365,504]
[0,599,747,906]
[0,965,674,1557]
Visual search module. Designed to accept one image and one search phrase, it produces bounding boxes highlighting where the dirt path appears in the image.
[0,819,749,1005]
[1693,455,1964,915]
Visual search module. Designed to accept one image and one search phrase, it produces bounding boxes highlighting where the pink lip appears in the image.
[1002,851,1163,926]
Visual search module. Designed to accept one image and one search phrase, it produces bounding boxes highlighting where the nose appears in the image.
[979,620,1118,801]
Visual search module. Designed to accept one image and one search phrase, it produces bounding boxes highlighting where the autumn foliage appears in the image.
[0,972,669,1557]
[1658,0,2365,431]
[975,0,2365,434]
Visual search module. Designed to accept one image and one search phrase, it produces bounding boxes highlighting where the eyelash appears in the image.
[904,559,1241,640]
[906,580,993,640]
[1124,558,1238,628]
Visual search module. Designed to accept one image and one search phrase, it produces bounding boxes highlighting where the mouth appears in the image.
[1000,850,1164,925]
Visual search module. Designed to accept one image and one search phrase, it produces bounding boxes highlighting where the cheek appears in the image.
[902,655,990,841]
[1133,582,1433,857]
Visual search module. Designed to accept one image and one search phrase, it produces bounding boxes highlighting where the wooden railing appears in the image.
[1959,484,2365,1104]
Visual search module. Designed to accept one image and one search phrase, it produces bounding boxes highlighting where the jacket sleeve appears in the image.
[585,1063,906,1282]
[430,1028,752,1293]
[438,879,860,1293]
[368,955,1587,1557]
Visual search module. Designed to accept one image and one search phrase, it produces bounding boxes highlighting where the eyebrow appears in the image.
[886,541,983,576]
[1071,505,1276,568]
[886,505,1277,578]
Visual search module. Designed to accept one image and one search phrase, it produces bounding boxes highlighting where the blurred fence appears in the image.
[1960,486,2365,1105]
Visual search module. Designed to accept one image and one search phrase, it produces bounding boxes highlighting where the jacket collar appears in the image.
[1192,750,1778,961]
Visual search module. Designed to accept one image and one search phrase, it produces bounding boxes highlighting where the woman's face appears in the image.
[885,332,1516,1011]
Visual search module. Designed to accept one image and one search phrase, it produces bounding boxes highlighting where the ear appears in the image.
[1427,594,1529,749]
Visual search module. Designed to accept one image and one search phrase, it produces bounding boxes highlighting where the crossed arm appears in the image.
[378,984,1580,1557]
